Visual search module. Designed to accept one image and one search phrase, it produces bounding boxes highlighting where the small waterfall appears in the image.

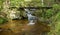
[24,9,36,25]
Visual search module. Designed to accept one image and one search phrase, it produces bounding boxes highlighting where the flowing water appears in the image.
[25,9,36,25]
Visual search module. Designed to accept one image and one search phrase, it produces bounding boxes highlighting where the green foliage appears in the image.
[0,17,7,24]
[53,4,60,10]
[10,0,24,7]
[48,4,60,35]
[45,9,53,18]
[0,0,4,11]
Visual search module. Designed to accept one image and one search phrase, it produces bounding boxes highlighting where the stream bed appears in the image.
[0,20,50,35]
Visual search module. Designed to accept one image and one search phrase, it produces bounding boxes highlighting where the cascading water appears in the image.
[24,9,36,25]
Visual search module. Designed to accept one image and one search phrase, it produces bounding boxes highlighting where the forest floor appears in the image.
[0,20,50,35]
